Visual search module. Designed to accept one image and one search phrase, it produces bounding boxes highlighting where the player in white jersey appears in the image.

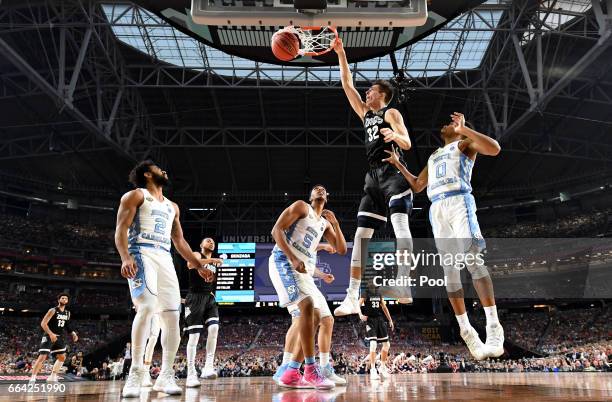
[272,244,346,386]
[269,185,347,389]
[115,160,214,398]
[383,113,505,360]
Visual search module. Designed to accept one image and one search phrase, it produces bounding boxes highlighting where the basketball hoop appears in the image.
[281,26,338,57]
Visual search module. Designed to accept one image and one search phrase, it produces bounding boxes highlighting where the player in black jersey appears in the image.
[359,285,394,381]
[183,237,224,387]
[333,38,414,316]
[29,293,78,383]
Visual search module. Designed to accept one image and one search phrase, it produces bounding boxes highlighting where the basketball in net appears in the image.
[271,30,300,61]
[271,26,338,61]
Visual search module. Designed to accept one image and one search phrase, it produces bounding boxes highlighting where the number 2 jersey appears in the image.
[272,204,328,273]
[128,188,176,252]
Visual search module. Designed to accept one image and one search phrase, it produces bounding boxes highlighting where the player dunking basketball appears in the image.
[333,38,414,316]
[29,293,78,383]
[268,185,347,389]
[184,237,224,387]
[383,112,505,360]
[115,160,213,397]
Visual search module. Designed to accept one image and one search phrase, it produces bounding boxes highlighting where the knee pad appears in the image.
[443,264,463,293]
[381,341,390,352]
[351,227,374,269]
[369,340,378,353]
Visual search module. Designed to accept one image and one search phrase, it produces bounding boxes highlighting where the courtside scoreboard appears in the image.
[216,243,256,303]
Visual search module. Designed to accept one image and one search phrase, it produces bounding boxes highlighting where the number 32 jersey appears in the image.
[274,204,328,273]
[128,188,176,252]
[364,107,395,166]
[426,140,474,200]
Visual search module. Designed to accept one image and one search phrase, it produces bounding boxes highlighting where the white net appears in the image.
[284,26,338,56]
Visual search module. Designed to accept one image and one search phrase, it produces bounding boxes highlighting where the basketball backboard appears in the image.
[190,0,429,28]
[132,0,487,67]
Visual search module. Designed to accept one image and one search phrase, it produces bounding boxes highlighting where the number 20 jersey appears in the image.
[426,140,474,201]
[128,188,176,252]
[273,204,327,273]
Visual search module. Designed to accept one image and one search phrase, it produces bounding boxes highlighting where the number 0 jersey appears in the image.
[128,188,176,252]
[426,140,474,202]
[272,204,328,273]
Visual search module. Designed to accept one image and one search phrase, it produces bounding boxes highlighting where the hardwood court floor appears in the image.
[2,373,611,401]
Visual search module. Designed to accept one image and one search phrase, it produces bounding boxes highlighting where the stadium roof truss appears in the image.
[0,0,612,185]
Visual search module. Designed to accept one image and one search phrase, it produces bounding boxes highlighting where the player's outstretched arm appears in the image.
[453,112,501,156]
[170,204,213,280]
[271,200,309,272]
[381,109,411,150]
[333,38,367,121]
[316,243,336,254]
[382,148,428,193]
[321,209,347,255]
[115,190,143,279]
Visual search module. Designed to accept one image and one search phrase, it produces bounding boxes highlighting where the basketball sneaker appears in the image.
[152,370,182,395]
[461,326,488,361]
[320,364,346,386]
[141,373,153,387]
[122,367,145,398]
[200,366,218,379]
[45,373,58,383]
[303,365,335,390]
[273,363,289,384]
[279,367,314,389]
[484,322,505,358]
[185,371,201,388]
[333,289,360,316]
[379,365,390,380]
[370,367,380,381]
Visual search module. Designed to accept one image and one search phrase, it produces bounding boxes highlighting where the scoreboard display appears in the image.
[216,243,255,303]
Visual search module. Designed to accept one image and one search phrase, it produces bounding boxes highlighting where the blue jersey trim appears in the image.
[430,190,470,203]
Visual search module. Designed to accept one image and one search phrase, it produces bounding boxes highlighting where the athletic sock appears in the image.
[349,278,361,294]
[319,352,330,367]
[205,324,219,369]
[304,356,315,367]
[282,352,293,366]
[484,305,499,326]
[288,360,302,370]
[455,313,471,334]
[186,333,199,373]
[159,310,181,374]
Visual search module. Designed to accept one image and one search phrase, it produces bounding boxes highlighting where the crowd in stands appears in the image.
[1,305,610,379]
[0,317,130,375]
[0,286,130,310]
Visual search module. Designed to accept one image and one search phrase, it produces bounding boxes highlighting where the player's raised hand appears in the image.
[120,256,137,279]
[450,112,465,131]
[322,273,335,284]
[321,209,338,225]
[332,37,344,54]
[382,148,400,167]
